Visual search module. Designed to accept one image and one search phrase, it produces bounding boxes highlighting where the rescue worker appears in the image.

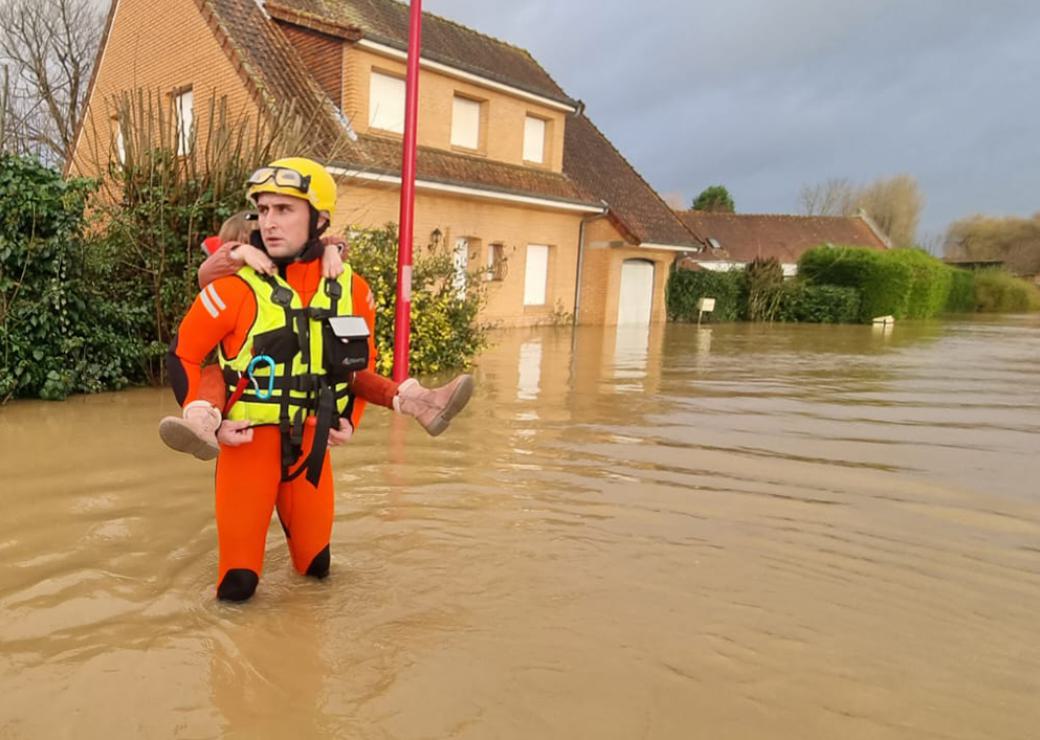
[167,157,451,601]
[159,210,473,461]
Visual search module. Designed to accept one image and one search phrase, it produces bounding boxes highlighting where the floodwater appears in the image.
[1,316,1039,739]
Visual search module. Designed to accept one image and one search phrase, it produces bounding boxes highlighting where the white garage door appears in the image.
[617,259,654,325]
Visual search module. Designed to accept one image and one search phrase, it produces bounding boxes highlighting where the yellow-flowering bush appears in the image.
[346,224,489,376]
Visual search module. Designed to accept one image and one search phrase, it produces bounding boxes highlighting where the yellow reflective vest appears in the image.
[218,265,357,427]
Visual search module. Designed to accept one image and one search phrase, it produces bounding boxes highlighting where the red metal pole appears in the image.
[392,0,423,382]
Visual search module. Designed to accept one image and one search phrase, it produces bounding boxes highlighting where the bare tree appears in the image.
[798,174,923,246]
[0,0,105,164]
[944,214,1040,276]
[856,174,922,248]
[797,178,857,217]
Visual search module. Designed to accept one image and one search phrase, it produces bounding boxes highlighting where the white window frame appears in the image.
[486,242,505,281]
[523,115,546,164]
[369,71,405,134]
[451,95,482,150]
[114,121,126,165]
[175,88,194,156]
[453,237,470,297]
[523,244,550,306]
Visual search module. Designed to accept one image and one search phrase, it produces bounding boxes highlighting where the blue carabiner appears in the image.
[246,354,276,400]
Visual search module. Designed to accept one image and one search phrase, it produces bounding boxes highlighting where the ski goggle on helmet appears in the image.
[245,157,337,214]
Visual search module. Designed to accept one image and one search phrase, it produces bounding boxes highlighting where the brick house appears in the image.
[676,210,891,277]
[69,0,699,327]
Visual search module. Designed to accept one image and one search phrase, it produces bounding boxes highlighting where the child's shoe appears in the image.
[159,401,221,460]
[394,375,474,437]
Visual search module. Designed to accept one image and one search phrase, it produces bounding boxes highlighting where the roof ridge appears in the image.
[419,144,574,181]
[678,210,867,220]
[574,112,700,243]
[380,0,537,58]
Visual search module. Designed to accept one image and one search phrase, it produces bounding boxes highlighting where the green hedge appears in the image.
[888,248,953,319]
[945,268,976,313]
[973,268,1040,312]
[666,266,746,322]
[777,283,861,323]
[799,246,914,322]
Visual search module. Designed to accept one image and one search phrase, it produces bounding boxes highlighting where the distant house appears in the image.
[675,210,891,277]
[68,0,698,327]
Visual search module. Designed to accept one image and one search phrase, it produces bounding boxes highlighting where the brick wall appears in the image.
[278,23,343,107]
[577,219,673,325]
[69,0,258,177]
[342,45,567,173]
[334,181,584,328]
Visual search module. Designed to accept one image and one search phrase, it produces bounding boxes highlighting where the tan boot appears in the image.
[158,401,221,460]
[394,375,474,437]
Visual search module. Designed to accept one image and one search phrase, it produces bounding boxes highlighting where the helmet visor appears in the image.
[246,166,312,194]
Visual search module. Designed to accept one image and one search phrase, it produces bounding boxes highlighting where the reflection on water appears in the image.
[516,339,542,401]
[2,316,1040,739]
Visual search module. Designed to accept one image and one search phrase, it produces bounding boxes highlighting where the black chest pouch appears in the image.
[324,315,370,381]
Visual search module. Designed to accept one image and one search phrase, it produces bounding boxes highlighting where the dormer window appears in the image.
[451,95,482,151]
[369,71,405,134]
[523,115,546,164]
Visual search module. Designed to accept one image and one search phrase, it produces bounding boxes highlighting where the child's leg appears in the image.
[349,369,474,437]
[197,363,228,411]
[350,369,399,409]
[158,363,224,460]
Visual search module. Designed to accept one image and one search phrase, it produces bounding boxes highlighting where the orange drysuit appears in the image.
[169,256,376,601]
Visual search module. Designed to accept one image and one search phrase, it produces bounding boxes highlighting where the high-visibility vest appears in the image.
[218,265,358,427]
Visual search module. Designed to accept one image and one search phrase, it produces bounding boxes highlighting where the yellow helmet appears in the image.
[245,157,337,215]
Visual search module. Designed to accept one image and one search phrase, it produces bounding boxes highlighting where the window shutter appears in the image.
[369,72,405,133]
[523,116,546,163]
[451,97,481,149]
[176,90,194,155]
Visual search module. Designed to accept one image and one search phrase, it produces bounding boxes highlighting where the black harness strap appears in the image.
[245,274,351,487]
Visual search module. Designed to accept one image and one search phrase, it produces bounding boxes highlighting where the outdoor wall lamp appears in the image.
[430,228,443,248]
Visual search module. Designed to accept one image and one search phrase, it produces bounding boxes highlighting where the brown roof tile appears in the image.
[676,211,891,263]
[563,114,699,248]
[204,0,358,153]
[338,134,598,207]
[267,0,576,106]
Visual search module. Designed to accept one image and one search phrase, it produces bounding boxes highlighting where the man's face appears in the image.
[255,192,311,259]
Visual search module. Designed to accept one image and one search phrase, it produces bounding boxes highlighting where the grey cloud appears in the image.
[431,0,1040,237]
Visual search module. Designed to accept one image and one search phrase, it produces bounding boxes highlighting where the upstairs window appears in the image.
[175,88,194,156]
[523,115,546,164]
[369,71,405,134]
[451,95,482,150]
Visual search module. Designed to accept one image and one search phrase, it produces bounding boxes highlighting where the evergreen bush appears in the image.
[666,265,746,322]
[776,283,861,323]
[799,245,914,322]
[0,155,143,401]
[944,268,975,313]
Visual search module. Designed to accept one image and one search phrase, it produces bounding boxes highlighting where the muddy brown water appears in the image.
[1,316,1039,739]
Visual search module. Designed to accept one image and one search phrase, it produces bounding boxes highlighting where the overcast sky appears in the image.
[430,0,1040,244]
